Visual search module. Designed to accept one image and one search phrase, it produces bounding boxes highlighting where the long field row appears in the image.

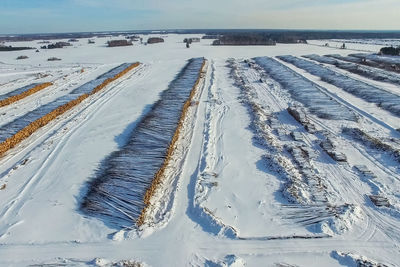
[279,55,400,117]
[0,82,53,107]
[351,53,400,66]
[253,57,358,121]
[0,63,139,156]
[304,54,400,86]
[81,58,206,228]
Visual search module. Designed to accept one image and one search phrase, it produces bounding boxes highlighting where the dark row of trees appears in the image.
[212,34,276,46]
[0,45,34,51]
[380,46,400,56]
[41,42,71,49]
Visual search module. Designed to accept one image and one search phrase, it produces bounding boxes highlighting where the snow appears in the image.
[0,34,399,266]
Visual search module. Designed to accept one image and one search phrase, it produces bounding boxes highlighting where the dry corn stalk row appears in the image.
[0,63,139,157]
[0,82,53,107]
[278,55,400,117]
[81,58,205,229]
[254,57,358,121]
[137,59,206,226]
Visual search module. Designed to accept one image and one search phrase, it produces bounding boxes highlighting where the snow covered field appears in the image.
[0,34,399,266]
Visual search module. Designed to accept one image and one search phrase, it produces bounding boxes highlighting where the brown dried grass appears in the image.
[0,82,53,108]
[137,59,206,226]
[0,63,139,157]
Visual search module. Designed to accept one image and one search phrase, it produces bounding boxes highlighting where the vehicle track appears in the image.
[0,66,102,127]
[0,65,147,234]
[272,58,400,243]
[239,58,400,245]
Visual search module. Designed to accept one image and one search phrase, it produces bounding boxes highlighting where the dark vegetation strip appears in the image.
[342,127,400,163]
[279,55,400,117]
[304,54,400,87]
[351,53,400,66]
[0,82,53,107]
[81,58,205,228]
[330,53,400,74]
[0,63,139,156]
[254,57,357,121]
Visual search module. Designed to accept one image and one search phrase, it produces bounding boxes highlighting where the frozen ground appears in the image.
[0,34,399,266]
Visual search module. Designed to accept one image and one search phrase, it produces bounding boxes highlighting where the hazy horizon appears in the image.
[1,0,400,34]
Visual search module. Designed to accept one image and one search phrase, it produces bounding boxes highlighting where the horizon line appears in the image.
[2,28,400,37]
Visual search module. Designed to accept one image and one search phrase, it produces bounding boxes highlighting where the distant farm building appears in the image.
[107,40,133,47]
[147,37,164,44]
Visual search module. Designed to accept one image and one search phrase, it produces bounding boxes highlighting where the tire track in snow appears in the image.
[267,58,400,243]
[0,66,102,128]
[188,60,238,237]
[239,59,392,240]
[0,65,148,236]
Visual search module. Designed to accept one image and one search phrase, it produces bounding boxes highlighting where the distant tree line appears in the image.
[380,46,400,56]
[2,29,400,43]
[0,45,34,51]
[212,34,276,46]
[41,42,72,49]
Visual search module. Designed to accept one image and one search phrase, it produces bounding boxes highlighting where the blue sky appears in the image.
[0,0,399,34]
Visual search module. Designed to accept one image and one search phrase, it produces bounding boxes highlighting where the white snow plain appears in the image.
[0,34,399,266]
